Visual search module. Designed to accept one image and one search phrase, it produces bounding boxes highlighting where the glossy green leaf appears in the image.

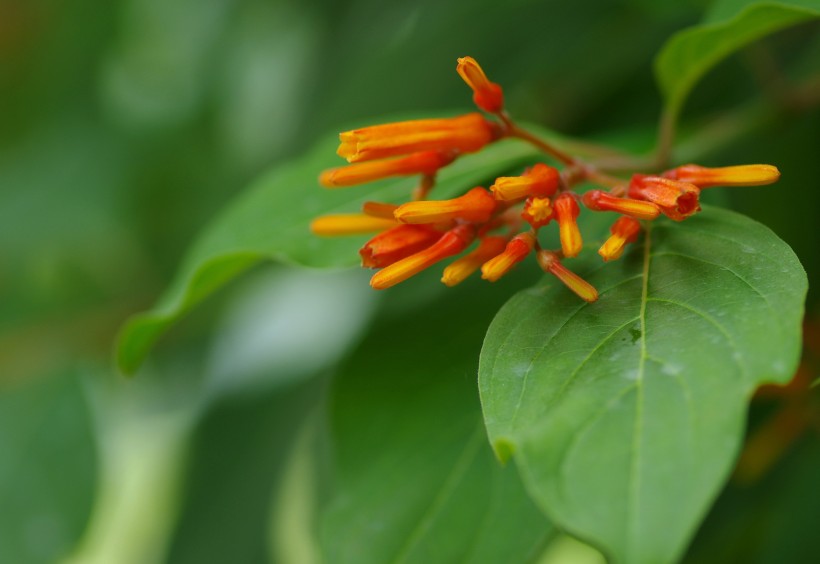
[479,207,807,564]
[321,290,554,564]
[654,0,819,123]
[115,121,540,374]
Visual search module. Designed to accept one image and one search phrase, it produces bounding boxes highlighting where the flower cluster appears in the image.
[311,57,780,301]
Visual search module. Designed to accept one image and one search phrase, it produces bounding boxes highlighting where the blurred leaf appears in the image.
[479,207,807,563]
[204,268,376,398]
[165,377,323,564]
[0,374,97,564]
[654,0,819,122]
[321,289,554,564]
[115,119,543,374]
[684,429,820,563]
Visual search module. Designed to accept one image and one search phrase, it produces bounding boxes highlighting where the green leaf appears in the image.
[479,207,807,564]
[115,120,539,375]
[321,290,554,564]
[0,373,97,564]
[654,0,820,123]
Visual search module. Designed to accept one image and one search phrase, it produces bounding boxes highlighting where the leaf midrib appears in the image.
[627,223,651,556]
[391,425,485,564]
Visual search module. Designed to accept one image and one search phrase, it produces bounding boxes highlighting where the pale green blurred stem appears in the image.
[269,413,321,564]
[62,408,194,564]
[537,534,606,564]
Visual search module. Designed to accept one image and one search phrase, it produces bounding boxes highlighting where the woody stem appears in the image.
[500,116,625,191]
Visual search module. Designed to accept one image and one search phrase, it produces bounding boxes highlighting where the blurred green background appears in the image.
[1,0,818,562]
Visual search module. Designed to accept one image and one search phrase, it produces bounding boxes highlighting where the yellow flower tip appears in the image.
[554,193,583,258]
[336,114,495,163]
[537,250,599,303]
[480,233,535,282]
[441,236,507,287]
[598,216,641,262]
[336,141,356,161]
[319,169,339,187]
[666,164,781,188]
[581,190,660,221]
[456,56,504,113]
[627,175,700,221]
[310,214,397,237]
[394,187,496,224]
[320,152,456,188]
[522,197,553,228]
[369,224,475,290]
[490,163,559,201]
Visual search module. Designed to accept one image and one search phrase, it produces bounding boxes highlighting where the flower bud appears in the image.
[554,193,583,258]
[370,224,476,289]
[536,250,598,303]
[320,151,456,187]
[582,190,660,221]
[338,114,498,163]
[598,216,641,262]
[456,56,504,113]
[394,187,497,224]
[490,163,560,201]
[663,164,780,188]
[360,224,443,268]
[481,232,536,282]
[310,214,397,236]
[441,236,508,287]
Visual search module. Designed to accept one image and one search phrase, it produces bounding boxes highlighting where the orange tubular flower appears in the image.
[393,187,497,224]
[337,113,498,163]
[310,214,397,236]
[536,250,599,303]
[456,56,504,114]
[360,224,443,268]
[490,163,560,201]
[320,151,456,188]
[481,232,536,282]
[441,236,508,287]
[598,216,642,262]
[554,193,583,258]
[663,163,780,188]
[370,224,476,289]
[521,197,554,228]
[582,190,660,221]
[627,175,701,221]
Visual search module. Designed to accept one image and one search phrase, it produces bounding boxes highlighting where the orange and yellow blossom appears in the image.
[481,232,536,282]
[394,187,497,224]
[663,164,780,188]
[320,151,456,187]
[456,56,504,114]
[536,250,598,303]
[337,114,498,163]
[582,190,660,221]
[627,175,701,221]
[310,214,398,236]
[598,216,642,262]
[521,197,554,228]
[360,224,443,268]
[554,193,583,258]
[370,224,476,289]
[490,163,560,201]
[441,236,508,287]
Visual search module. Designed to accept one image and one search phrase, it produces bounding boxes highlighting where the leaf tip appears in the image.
[493,438,516,464]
